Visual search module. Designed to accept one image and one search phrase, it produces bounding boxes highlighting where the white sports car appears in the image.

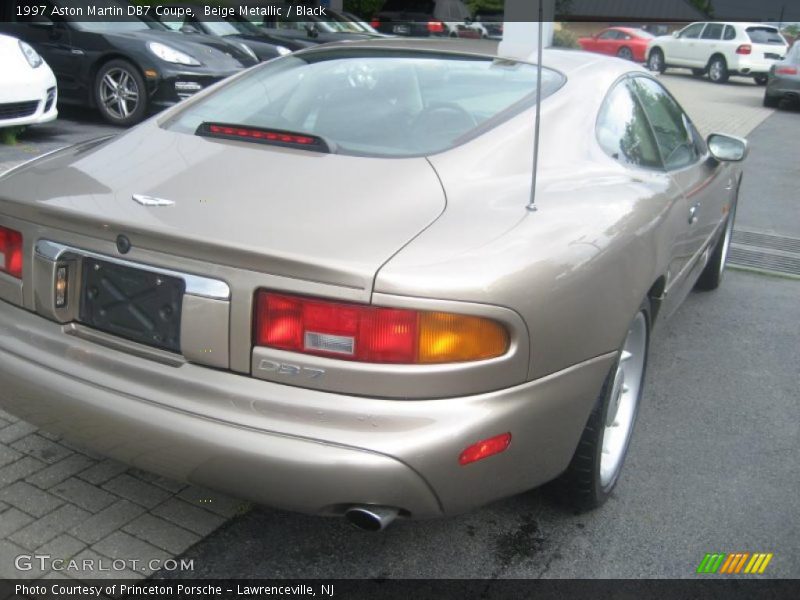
[0,33,57,128]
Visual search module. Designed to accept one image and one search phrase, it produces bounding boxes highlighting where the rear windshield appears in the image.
[746,27,785,45]
[165,49,565,157]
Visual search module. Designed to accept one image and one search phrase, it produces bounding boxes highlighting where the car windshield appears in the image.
[198,20,241,36]
[165,49,564,157]
[746,27,785,45]
[54,0,158,31]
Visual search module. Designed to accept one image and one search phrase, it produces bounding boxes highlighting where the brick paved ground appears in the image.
[0,407,249,579]
[658,70,773,137]
[0,72,782,579]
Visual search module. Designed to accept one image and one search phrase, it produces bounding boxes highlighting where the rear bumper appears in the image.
[0,299,613,518]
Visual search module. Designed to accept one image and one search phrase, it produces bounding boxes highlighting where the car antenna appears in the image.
[526,5,545,212]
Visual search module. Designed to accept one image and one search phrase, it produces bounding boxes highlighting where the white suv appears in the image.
[646,22,788,84]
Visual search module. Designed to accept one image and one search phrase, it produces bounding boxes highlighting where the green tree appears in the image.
[344,0,385,19]
[687,0,714,17]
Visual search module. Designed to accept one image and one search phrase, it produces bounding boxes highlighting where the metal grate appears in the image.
[0,101,39,119]
[728,229,800,277]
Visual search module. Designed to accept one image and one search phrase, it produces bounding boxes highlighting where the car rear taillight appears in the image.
[776,66,799,75]
[254,291,509,364]
[736,44,752,55]
[0,226,23,279]
[370,18,380,28]
[427,20,444,33]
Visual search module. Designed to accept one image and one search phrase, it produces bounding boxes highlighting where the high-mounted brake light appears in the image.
[254,292,509,364]
[427,20,445,33]
[0,226,23,279]
[459,433,512,466]
[776,66,798,75]
[736,44,752,55]
[196,122,330,152]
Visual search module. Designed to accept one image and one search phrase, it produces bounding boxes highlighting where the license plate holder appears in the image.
[79,258,185,353]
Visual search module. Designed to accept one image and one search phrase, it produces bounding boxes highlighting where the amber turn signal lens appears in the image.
[418,312,509,364]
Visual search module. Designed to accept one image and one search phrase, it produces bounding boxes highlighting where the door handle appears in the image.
[688,204,699,225]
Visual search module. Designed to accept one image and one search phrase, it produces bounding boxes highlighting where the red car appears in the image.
[578,27,654,62]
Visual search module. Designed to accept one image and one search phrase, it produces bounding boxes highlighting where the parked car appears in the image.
[154,5,294,60]
[646,21,788,84]
[0,0,258,126]
[233,1,379,44]
[0,39,746,528]
[371,0,482,38]
[0,33,57,128]
[764,41,800,107]
[579,27,654,62]
[473,10,503,40]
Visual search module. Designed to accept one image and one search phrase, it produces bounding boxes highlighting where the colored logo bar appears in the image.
[697,552,773,574]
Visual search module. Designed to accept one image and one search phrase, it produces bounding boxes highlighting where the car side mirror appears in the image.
[305,23,319,38]
[707,133,748,162]
[181,24,200,34]
[672,31,679,38]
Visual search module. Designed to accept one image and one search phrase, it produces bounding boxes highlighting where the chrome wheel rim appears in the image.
[99,68,140,120]
[718,204,736,277]
[600,312,647,488]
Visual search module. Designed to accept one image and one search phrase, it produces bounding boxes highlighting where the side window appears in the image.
[680,23,705,39]
[701,23,723,40]
[630,77,700,170]
[596,81,662,169]
[598,30,618,40]
[723,25,736,40]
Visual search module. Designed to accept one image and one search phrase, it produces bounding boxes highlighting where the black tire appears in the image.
[617,46,634,61]
[763,93,780,108]
[94,59,148,126]
[707,56,729,84]
[552,300,651,511]
[691,68,706,77]
[647,48,666,73]
[696,192,738,291]
[754,74,769,86]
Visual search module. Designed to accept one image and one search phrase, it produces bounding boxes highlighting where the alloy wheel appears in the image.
[99,68,140,121]
[599,312,647,487]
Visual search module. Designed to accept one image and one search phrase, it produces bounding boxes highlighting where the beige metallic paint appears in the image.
[0,42,742,517]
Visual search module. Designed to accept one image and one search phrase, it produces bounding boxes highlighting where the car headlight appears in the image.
[147,41,201,66]
[276,45,291,56]
[237,42,258,61]
[18,40,43,68]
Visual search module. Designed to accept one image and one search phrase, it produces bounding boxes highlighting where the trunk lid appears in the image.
[0,123,446,292]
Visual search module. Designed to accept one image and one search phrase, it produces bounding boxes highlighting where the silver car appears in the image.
[764,41,800,107]
[0,40,746,531]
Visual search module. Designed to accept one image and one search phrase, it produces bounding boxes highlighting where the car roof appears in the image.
[690,21,781,29]
[301,38,647,79]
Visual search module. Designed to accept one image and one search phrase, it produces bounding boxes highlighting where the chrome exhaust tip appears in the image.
[344,506,399,532]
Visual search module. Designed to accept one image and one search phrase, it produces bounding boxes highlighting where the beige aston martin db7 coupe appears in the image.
[0,39,745,531]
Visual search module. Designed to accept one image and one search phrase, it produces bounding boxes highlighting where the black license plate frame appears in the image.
[79,258,185,353]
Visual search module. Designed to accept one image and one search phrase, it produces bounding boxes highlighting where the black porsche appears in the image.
[0,0,259,126]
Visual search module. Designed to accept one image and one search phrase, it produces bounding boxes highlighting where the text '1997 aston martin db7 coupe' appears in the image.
[0,39,746,531]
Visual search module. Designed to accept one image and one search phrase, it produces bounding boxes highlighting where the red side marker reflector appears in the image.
[459,433,512,466]
[196,122,329,152]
